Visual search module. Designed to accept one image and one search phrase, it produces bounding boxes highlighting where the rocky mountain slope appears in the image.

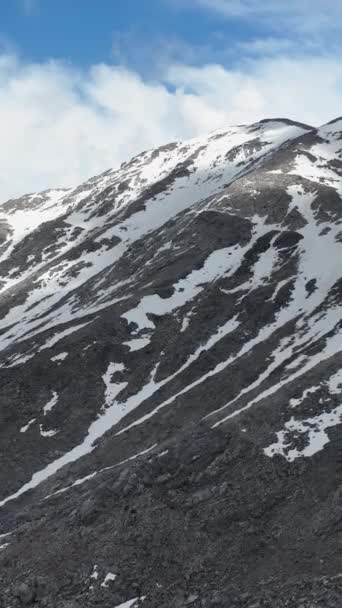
[1,117,342,607]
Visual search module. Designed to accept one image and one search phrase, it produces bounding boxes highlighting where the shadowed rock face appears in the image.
[1,118,342,607]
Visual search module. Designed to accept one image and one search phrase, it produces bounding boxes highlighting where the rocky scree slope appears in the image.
[1,118,342,607]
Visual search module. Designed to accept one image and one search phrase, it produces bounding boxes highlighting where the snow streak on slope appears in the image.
[122,237,256,333]
[207,184,342,427]
[0,313,240,506]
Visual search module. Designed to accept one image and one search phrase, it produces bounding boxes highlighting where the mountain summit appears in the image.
[1,118,342,607]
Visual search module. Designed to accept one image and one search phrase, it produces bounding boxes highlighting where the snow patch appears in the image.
[289,386,321,408]
[102,362,127,410]
[328,369,342,394]
[101,572,117,588]
[39,425,58,438]
[264,406,342,461]
[43,391,58,415]
[51,352,68,362]
[20,418,36,433]
[123,337,151,352]
[114,598,146,608]
[39,322,90,351]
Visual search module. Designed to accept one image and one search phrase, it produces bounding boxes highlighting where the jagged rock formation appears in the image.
[1,117,342,607]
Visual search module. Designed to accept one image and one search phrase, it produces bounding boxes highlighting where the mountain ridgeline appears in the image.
[1,118,342,607]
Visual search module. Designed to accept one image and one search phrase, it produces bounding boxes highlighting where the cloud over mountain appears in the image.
[1,51,342,201]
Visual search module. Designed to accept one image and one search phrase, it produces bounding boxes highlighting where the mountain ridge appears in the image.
[0,117,342,607]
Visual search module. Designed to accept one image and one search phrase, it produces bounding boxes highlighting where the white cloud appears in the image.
[237,38,297,56]
[0,55,226,202]
[167,56,342,126]
[0,52,342,202]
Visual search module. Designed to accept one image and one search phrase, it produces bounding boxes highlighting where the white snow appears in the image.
[39,425,58,438]
[0,527,13,548]
[101,572,117,587]
[157,450,169,458]
[51,352,68,362]
[328,369,342,394]
[20,393,58,436]
[114,598,145,608]
[90,564,99,580]
[123,337,151,352]
[43,391,58,415]
[0,532,13,540]
[89,564,99,589]
[20,418,36,433]
[102,362,128,410]
[39,321,90,350]
[3,352,36,368]
[45,444,158,499]
[249,237,279,289]
[264,405,342,461]
[289,386,321,408]
[270,278,292,302]
[180,313,191,333]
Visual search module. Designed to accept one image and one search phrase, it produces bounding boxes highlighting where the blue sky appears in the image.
[0,1,269,63]
[3,0,341,73]
[0,0,342,199]
[0,0,285,78]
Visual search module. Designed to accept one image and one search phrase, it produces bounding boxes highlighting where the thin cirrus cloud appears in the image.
[1,51,342,202]
[191,0,341,20]
[188,0,342,35]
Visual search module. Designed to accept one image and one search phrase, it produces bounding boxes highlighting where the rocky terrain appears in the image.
[0,117,342,607]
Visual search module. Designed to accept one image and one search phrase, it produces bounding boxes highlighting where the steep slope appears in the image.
[1,118,342,608]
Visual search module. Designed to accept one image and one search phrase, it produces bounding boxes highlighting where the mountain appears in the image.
[1,117,342,608]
